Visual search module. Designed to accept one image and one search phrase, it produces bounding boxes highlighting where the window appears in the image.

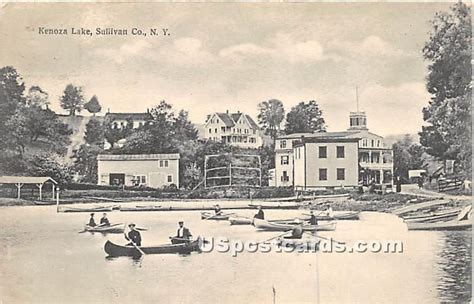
[319,168,327,181]
[337,168,345,180]
[371,139,374,147]
[159,160,169,167]
[167,175,172,183]
[282,171,289,182]
[133,175,146,186]
[280,140,287,149]
[208,128,212,134]
[281,156,289,165]
[215,128,218,133]
[221,127,226,132]
[216,119,219,123]
[250,138,256,143]
[319,146,327,158]
[336,146,345,158]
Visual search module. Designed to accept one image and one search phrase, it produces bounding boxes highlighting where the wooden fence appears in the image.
[437,176,463,192]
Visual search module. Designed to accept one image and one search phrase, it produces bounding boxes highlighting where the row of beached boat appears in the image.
[397,202,472,231]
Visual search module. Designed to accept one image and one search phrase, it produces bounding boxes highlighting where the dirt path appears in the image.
[401,184,471,201]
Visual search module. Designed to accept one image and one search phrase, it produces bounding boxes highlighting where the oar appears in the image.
[257,230,293,245]
[303,231,346,245]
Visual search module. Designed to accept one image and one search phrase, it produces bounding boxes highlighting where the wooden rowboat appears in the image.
[201,212,230,220]
[84,223,125,233]
[253,218,336,232]
[59,205,119,213]
[406,219,472,231]
[104,240,201,257]
[119,205,162,212]
[229,216,253,225]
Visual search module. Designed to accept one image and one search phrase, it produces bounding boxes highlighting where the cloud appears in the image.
[94,37,214,67]
[219,32,325,63]
[327,35,413,58]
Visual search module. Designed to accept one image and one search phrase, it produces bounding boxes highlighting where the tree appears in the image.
[84,95,101,116]
[26,86,49,108]
[27,153,72,185]
[285,100,326,134]
[84,118,104,146]
[258,99,285,144]
[60,84,84,116]
[393,135,426,182]
[0,66,25,130]
[72,144,102,183]
[419,2,472,177]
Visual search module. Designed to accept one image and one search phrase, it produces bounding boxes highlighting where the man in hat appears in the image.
[175,221,192,241]
[88,213,97,227]
[100,213,110,227]
[254,205,264,220]
[308,211,318,226]
[214,204,222,215]
[125,223,142,246]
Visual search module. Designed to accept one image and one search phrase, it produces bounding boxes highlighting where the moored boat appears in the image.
[406,219,472,231]
[104,240,201,257]
[201,211,230,220]
[248,202,300,210]
[85,223,125,233]
[229,216,253,225]
[119,205,162,212]
[59,205,119,213]
[253,218,336,232]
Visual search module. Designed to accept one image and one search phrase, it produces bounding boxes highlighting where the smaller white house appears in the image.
[97,154,180,188]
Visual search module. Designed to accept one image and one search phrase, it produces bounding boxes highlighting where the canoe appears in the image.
[403,209,461,223]
[248,202,300,210]
[229,216,253,225]
[309,211,360,221]
[253,218,336,232]
[33,200,57,206]
[120,205,162,212]
[85,223,125,233]
[201,212,230,220]
[406,220,472,231]
[402,208,461,221]
[104,240,201,257]
[59,205,119,213]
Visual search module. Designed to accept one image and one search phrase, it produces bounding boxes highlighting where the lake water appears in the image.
[0,203,471,303]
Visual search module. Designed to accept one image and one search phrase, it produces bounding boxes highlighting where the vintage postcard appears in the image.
[0,2,471,303]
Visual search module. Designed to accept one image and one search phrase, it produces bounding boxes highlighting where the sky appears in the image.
[0,2,455,136]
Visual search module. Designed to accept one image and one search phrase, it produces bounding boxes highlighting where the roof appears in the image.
[245,115,259,130]
[0,176,57,184]
[294,137,361,147]
[97,154,180,161]
[277,131,354,140]
[215,113,235,127]
[207,112,260,130]
[105,112,153,121]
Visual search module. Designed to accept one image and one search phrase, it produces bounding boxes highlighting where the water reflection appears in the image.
[437,231,472,303]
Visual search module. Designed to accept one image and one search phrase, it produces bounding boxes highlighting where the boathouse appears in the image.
[97,154,180,188]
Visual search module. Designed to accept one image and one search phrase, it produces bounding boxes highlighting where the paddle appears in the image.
[303,231,346,245]
[124,223,146,256]
[257,230,293,245]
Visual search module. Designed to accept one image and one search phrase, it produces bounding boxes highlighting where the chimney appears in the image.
[226,110,229,114]
[107,108,110,113]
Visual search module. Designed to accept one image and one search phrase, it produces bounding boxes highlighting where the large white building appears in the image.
[293,137,360,190]
[204,111,263,149]
[274,111,393,189]
[97,154,180,188]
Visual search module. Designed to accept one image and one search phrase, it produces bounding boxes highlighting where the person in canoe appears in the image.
[254,205,264,220]
[309,211,318,226]
[175,221,193,241]
[284,219,304,239]
[88,213,97,227]
[214,204,222,215]
[100,213,110,227]
[125,223,142,246]
[324,205,334,218]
